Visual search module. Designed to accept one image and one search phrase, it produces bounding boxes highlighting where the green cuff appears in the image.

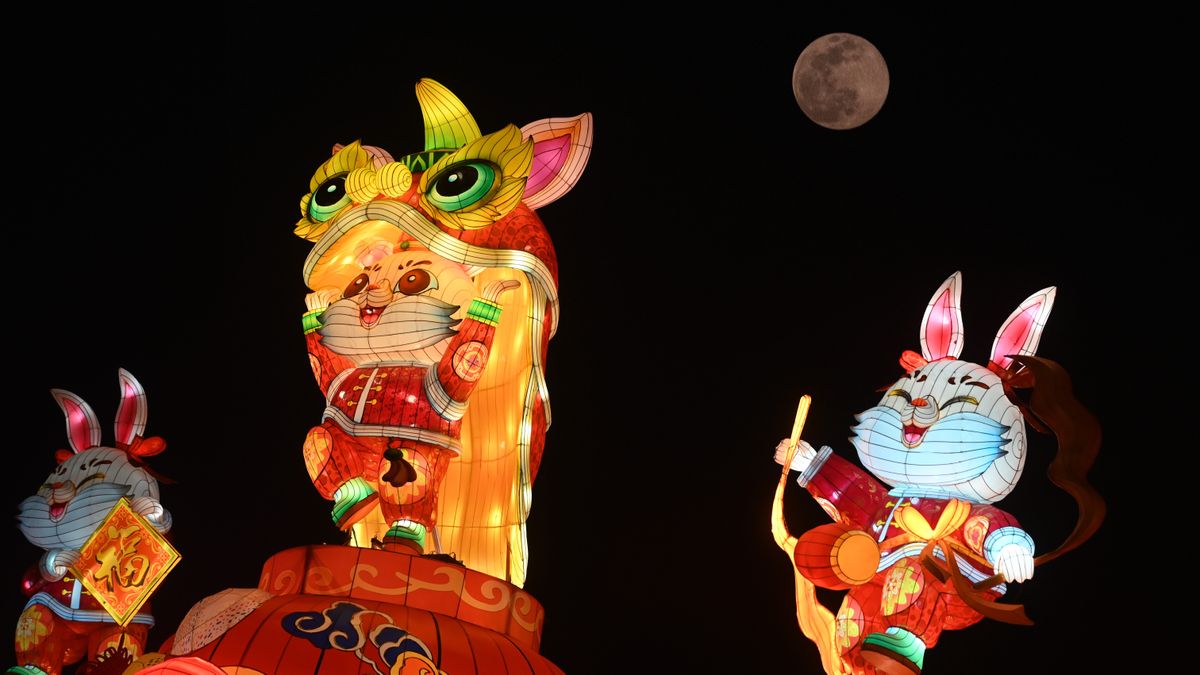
[466,298,502,326]
[302,309,325,335]
[863,628,926,671]
[385,521,428,549]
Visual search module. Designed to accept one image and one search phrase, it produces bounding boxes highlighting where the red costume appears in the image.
[797,450,1027,668]
[302,298,500,532]
[16,567,151,673]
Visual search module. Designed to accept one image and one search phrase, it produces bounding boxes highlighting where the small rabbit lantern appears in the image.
[13,369,171,675]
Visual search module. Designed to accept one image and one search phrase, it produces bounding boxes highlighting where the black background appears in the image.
[6,6,1186,673]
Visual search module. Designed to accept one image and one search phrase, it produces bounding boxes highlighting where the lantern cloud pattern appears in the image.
[297,79,591,586]
[771,272,1103,674]
[14,370,172,674]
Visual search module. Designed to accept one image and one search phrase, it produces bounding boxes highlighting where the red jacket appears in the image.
[802,451,1030,588]
[306,300,499,448]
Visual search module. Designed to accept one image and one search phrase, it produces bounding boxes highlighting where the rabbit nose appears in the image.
[912,397,929,408]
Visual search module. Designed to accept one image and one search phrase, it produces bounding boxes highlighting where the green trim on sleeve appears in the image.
[302,309,325,335]
[466,298,502,326]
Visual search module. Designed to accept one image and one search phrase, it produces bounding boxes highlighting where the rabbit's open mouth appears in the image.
[360,304,386,327]
[48,500,68,522]
[901,423,929,448]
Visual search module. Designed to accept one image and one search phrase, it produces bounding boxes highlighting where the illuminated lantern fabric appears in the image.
[771,272,1104,674]
[13,370,173,675]
[162,544,561,675]
[134,656,227,674]
[72,498,181,627]
[296,78,591,586]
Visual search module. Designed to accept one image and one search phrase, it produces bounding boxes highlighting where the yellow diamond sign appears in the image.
[70,498,181,626]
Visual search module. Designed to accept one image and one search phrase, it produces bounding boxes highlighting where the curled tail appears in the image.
[772,436,845,675]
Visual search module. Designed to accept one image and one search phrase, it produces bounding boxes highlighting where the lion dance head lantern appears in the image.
[296,78,591,586]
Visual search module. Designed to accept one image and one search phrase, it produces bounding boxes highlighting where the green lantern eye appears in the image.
[426,161,497,211]
[308,173,351,222]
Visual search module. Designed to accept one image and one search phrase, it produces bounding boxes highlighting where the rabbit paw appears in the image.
[130,496,164,522]
[774,438,817,473]
[480,279,521,302]
[993,544,1035,583]
[305,287,342,312]
[42,549,80,580]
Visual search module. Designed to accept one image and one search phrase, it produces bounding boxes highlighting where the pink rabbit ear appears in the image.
[362,144,394,170]
[332,143,393,170]
[991,287,1057,370]
[919,271,965,361]
[50,389,102,453]
[115,368,148,446]
[520,113,593,209]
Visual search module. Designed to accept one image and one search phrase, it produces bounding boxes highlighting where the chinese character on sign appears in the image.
[71,498,181,626]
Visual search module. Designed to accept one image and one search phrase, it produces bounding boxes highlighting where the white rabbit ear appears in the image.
[51,389,102,453]
[920,271,965,361]
[115,368,148,446]
[520,113,593,209]
[991,287,1056,370]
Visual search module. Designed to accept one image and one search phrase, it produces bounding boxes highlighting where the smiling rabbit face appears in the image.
[852,358,1024,503]
[17,369,167,551]
[19,447,155,550]
[850,272,1056,504]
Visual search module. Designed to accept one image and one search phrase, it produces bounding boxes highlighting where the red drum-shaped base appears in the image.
[155,545,562,675]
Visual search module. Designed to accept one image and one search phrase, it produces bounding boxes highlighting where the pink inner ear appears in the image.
[992,302,1040,369]
[526,135,571,197]
[116,380,139,444]
[925,289,959,360]
[61,398,96,452]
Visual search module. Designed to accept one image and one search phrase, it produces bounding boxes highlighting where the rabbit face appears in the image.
[841,271,1057,504]
[850,358,1026,504]
[18,447,157,551]
[317,248,477,363]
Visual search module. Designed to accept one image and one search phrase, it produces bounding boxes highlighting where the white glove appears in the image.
[131,496,164,522]
[993,543,1035,583]
[305,287,342,312]
[480,279,521,302]
[41,549,80,581]
[774,438,817,474]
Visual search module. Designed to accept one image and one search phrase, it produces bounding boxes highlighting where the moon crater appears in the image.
[793,33,889,130]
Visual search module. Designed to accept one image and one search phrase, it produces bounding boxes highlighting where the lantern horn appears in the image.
[416,78,481,152]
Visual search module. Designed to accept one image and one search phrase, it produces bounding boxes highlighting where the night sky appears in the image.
[7,7,1185,673]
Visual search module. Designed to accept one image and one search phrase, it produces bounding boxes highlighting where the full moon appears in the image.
[792,33,889,130]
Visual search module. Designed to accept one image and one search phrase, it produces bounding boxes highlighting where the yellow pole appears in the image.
[772,394,843,675]
[784,394,812,472]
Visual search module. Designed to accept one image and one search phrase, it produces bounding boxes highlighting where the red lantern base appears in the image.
[151,545,562,675]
